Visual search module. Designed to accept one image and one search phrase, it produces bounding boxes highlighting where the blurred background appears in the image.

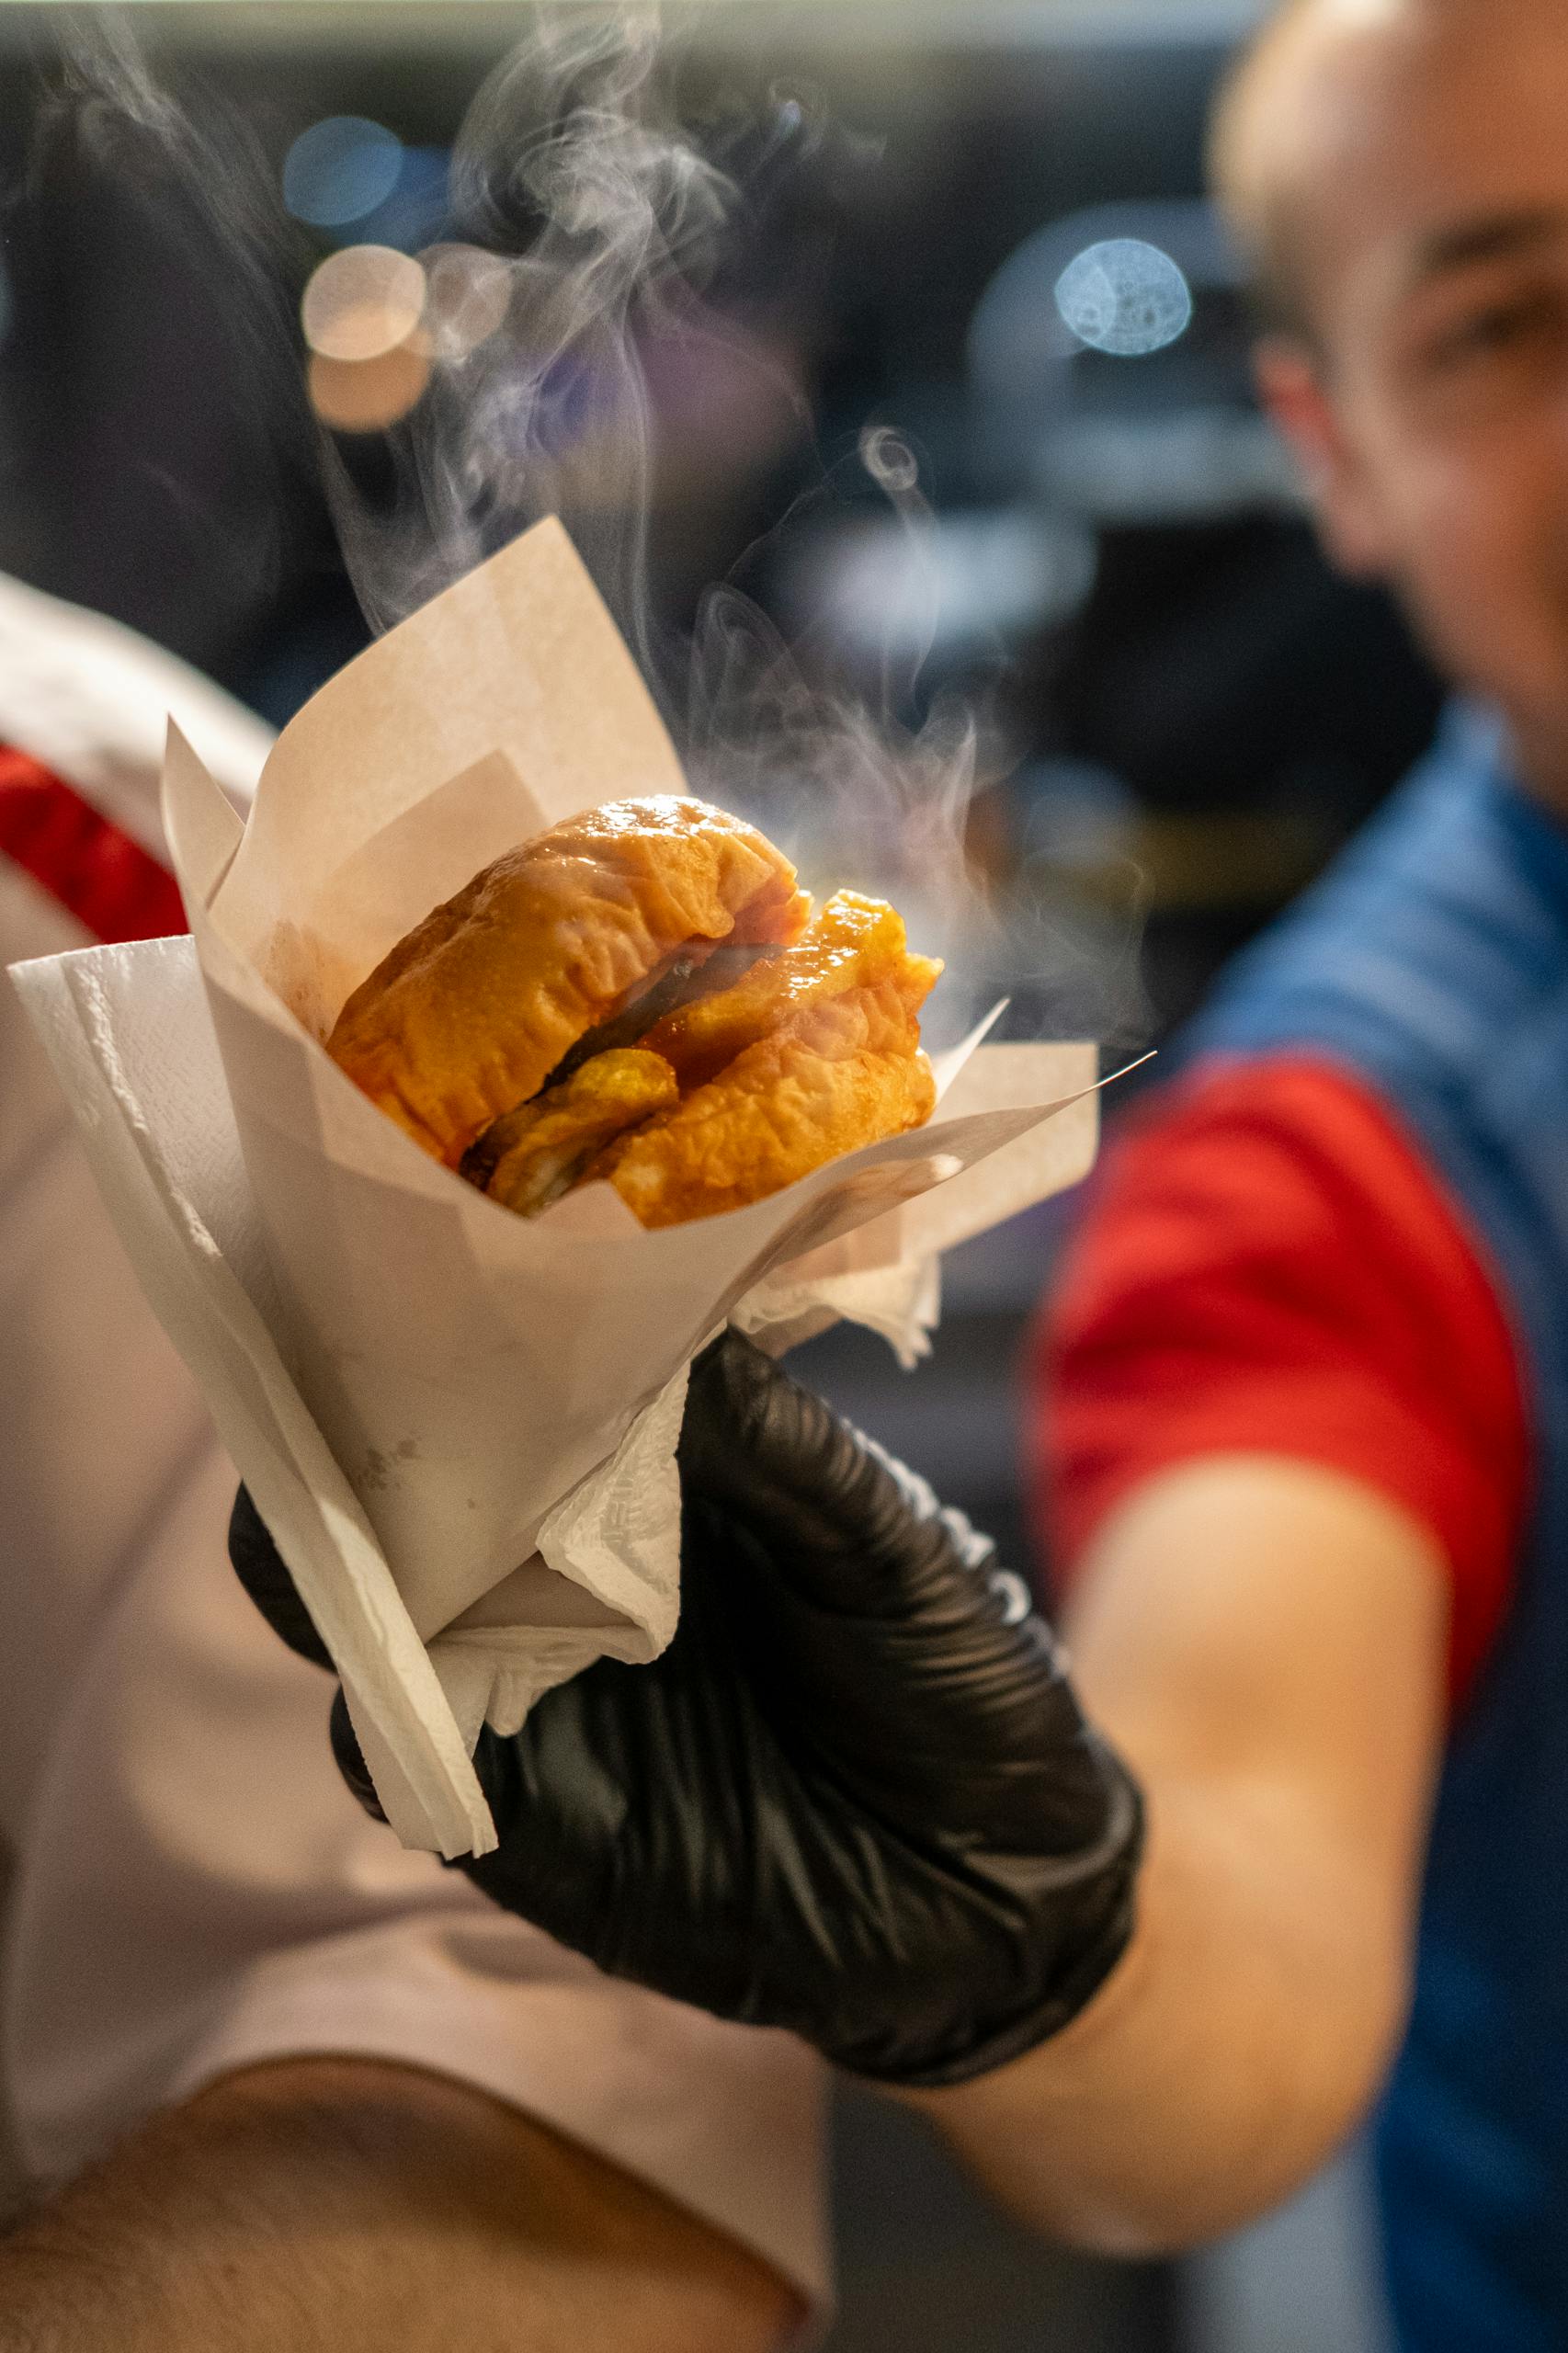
[0,2,1438,2344]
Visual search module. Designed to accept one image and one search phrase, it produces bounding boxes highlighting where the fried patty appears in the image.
[588,968,940,1228]
[465,1049,679,1217]
[638,890,918,1089]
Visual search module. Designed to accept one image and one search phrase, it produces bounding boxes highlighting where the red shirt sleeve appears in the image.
[1030,1054,1528,1713]
[0,746,184,944]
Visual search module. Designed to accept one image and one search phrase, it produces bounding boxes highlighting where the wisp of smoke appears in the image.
[338,6,1147,1047]
[684,422,990,988]
[334,6,738,674]
[39,2,1148,1054]
[37,7,314,496]
[316,6,1072,1033]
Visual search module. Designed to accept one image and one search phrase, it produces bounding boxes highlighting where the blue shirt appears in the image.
[1187,710,1568,2351]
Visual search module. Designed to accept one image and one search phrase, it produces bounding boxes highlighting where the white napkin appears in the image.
[12,517,1110,1857]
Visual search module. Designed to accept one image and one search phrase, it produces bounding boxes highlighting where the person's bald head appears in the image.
[1211,0,1568,349]
[1210,0,1568,811]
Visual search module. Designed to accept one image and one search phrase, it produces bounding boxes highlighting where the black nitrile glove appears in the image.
[230,1330,1143,2089]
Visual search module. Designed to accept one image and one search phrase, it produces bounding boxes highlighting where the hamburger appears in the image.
[326,793,942,1228]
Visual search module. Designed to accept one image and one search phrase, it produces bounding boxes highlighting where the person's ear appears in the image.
[1256,335,1393,579]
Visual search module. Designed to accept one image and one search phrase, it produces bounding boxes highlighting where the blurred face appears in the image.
[1261,3,1568,800]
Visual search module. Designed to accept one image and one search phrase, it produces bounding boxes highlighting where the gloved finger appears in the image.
[229,1486,334,1671]
[679,1329,958,1616]
[328,1687,386,1824]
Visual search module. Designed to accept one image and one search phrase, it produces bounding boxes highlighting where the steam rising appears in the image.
[685,424,987,965]
[38,7,315,587]
[40,4,1147,1053]
[332,7,736,674]
[320,6,1040,1029]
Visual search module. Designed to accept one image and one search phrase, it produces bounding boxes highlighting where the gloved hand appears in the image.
[230,1330,1143,2089]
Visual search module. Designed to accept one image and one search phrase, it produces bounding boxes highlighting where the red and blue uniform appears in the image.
[1039,708,1568,2349]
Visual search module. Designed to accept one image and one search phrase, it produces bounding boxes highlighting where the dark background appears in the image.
[0,6,1437,2344]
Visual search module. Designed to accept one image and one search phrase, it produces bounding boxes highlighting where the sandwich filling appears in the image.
[464,1050,680,1216]
[326,796,942,1227]
[460,888,942,1226]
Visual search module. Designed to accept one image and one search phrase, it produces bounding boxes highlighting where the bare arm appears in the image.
[0,2057,801,2352]
[903,1454,1448,2255]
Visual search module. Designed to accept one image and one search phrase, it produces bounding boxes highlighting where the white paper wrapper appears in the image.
[12,517,1112,1858]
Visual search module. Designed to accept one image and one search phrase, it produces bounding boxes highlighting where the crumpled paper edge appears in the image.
[735,1257,943,1370]
[430,1363,691,1746]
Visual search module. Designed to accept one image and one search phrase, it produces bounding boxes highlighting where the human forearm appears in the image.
[905,1457,1447,2254]
[0,2058,800,2353]
[902,1765,1412,2253]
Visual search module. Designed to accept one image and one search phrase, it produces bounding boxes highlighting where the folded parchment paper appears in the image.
[12,517,1114,1857]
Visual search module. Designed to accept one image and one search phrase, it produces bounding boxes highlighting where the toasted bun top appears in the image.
[326,794,807,1165]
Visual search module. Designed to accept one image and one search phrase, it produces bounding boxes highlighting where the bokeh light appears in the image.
[302,245,431,433]
[1053,238,1193,358]
[301,245,426,363]
[370,149,450,254]
[308,344,432,435]
[419,243,513,363]
[283,117,403,231]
